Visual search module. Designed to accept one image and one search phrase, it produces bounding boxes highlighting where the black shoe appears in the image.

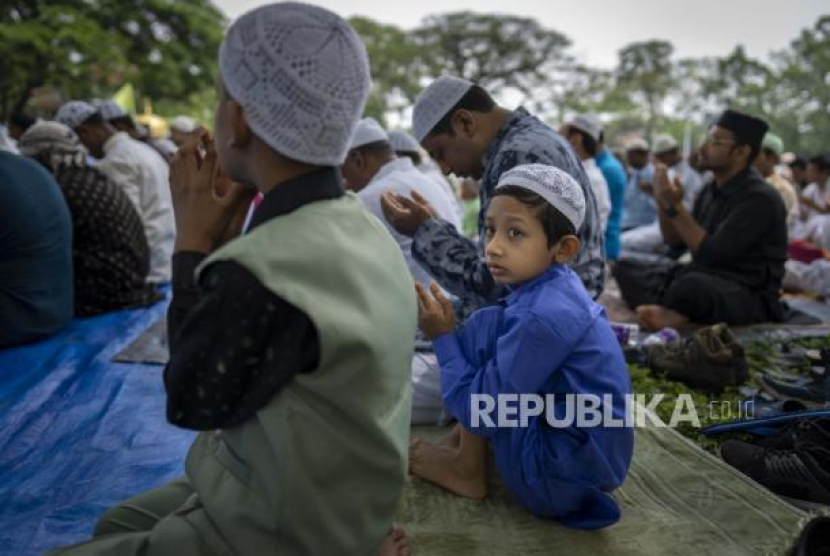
[760,373,830,408]
[719,439,830,510]
[757,418,830,450]
[647,323,748,393]
[787,516,830,556]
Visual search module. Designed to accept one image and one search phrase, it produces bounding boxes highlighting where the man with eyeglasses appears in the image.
[615,109,787,330]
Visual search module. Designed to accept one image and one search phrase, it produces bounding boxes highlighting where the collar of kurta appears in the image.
[247,167,344,232]
[102,131,130,155]
[481,107,531,172]
[712,166,756,199]
[504,264,566,304]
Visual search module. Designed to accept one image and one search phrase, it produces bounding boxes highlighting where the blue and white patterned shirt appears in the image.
[411,107,605,316]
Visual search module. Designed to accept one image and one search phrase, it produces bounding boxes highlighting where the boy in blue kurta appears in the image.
[411,163,634,530]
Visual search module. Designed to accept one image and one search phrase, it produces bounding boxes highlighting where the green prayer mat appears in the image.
[399,415,807,555]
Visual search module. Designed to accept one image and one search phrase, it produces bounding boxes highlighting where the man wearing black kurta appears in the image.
[615,110,787,330]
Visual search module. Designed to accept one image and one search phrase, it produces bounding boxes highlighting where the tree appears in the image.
[412,12,571,98]
[615,40,675,144]
[0,0,225,120]
[349,17,425,125]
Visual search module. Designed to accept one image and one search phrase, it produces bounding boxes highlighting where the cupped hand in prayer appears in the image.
[169,127,255,253]
[653,162,684,209]
[380,189,438,237]
[415,282,455,340]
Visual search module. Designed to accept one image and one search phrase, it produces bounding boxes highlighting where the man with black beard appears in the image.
[615,109,787,330]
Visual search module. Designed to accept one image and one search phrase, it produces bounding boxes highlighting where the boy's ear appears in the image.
[228,100,252,149]
[552,235,580,264]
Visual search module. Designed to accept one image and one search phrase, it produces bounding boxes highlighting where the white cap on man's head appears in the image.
[54,101,98,130]
[412,76,474,143]
[349,117,389,150]
[219,2,370,166]
[625,137,650,152]
[94,100,127,121]
[652,133,679,154]
[567,114,603,142]
[496,163,586,231]
[388,130,420,154]
[170,115,197,133]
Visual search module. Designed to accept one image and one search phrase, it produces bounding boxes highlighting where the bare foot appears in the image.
[409,438,486,499]
[378,527,410,556]
[637,304,690,331]
[438,423,462,448]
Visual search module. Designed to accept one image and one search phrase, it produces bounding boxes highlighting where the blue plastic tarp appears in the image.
[0,300,195,556]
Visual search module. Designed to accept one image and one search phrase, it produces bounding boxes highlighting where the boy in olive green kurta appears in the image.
[50,4,416,556]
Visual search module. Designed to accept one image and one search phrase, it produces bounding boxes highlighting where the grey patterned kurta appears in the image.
[412,107,606,315]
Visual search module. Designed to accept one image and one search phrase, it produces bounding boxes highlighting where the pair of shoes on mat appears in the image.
[787,516,830,556]
[647,323,748,393]
[761,373,830,408]
[719,419,830,511]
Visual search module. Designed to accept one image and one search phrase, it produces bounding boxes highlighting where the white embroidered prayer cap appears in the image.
[219,2,370,166]
[349,117,389,150]
[566,113,603,142]
[54,101,98,130]
[94,100,127,120]
[388,130,420,154]
[652,133,679,154]
[412,76,474,143]
[170,115,197,133]
[495,163,586,230]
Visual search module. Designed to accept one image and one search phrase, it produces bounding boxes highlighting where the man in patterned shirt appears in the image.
[381,75,605,313]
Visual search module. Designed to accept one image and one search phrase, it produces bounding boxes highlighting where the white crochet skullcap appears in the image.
[349,117,389,150]
[54,101,99,130]
[170,115,197,133]
[567,113,603,142]
[496,163,586,230]
[388,130,420,154]
[652,133,679,154]
[219,2,370,166]
[412,75,474,143]
[94,99,127,120]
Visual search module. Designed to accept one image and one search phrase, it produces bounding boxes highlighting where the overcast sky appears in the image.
[213,0,828,68]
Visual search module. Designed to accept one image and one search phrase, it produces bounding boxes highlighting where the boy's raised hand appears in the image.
[169,127,253,253]
[415,282,454,340]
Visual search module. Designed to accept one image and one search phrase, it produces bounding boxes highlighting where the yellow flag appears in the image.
[112,83,136,114]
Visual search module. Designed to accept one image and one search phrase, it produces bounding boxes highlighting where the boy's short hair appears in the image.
[427,85,496,138]
[492,185,575,247]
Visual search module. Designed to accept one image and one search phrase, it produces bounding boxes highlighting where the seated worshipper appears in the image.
[389,129,464,225]
[49,5,415,556]
[380,75,606,316]
[0,151,72,346]
[789,156,809,191]
[621,134,704,257]
[8,112,36,141]
[18,122,159,316]
[55,100,175,283]
[614,110,787,330]
[560,114,611,231]
[410,164,633,529]
[620,138,655,233]
[754,132,798,233]
[594,122,628,261]
[95,100,177,163]
[342,117,462,288]
[793,154,830,245]
[169,115,197,147]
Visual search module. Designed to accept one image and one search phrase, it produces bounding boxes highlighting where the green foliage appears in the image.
[0,0,225,119]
